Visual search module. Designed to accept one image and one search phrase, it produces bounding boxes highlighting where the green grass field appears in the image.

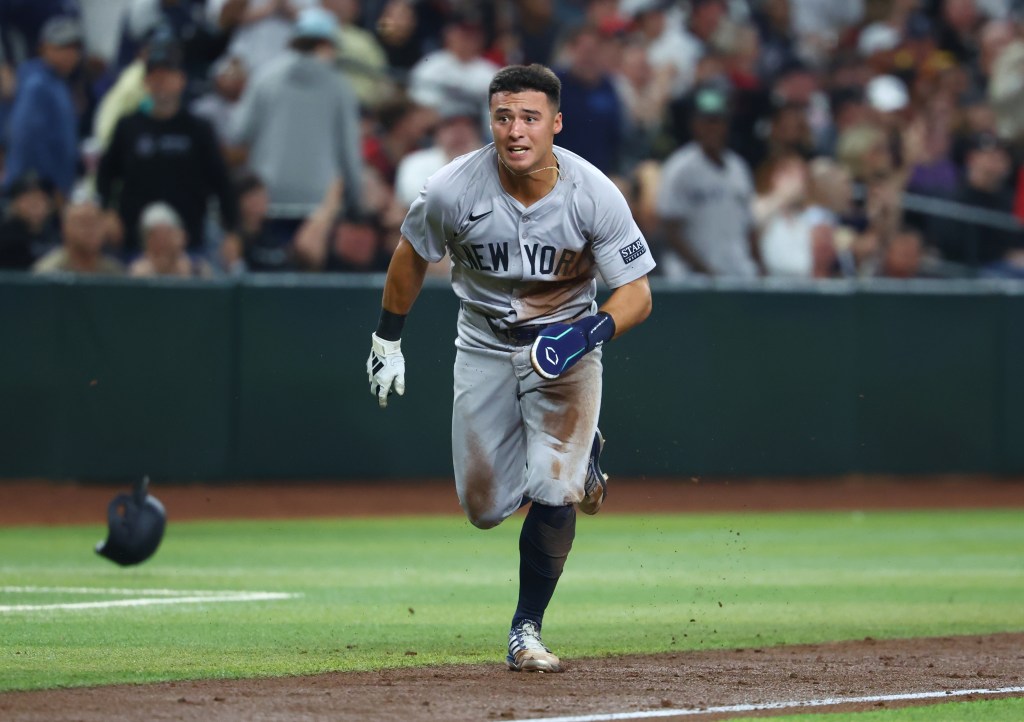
[2,509,1023,719]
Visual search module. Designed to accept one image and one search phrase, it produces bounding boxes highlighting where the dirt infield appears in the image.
[2,475,1023,721]
[3,474,1024,525]
[3,633,1022,721]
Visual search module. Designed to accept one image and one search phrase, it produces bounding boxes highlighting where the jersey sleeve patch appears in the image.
[619,238,648,265]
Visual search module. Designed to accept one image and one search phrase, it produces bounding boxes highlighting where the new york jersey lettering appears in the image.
[524,243,578,278]
[455,241,510,272]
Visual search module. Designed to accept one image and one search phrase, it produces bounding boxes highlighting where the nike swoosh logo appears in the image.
[468,210,493,222]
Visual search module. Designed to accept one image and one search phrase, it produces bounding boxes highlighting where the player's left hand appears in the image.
[366,333,406,408]
[530,312,615,379]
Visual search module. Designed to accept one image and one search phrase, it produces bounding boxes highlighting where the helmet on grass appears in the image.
[95,476,166,566]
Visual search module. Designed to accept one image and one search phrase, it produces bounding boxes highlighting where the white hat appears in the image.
[866,74,909,113]
[858,22,901,57]
[140,202,183,233]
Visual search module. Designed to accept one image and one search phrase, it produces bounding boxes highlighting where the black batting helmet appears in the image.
[95,476,166,566]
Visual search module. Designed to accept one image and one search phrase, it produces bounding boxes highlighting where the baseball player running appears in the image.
[367,64,655,672]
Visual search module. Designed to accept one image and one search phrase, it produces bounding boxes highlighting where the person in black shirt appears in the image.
[0,172,61,269]
[97,37,237,257]
[930,131,1024,273]
[226,172,295,272]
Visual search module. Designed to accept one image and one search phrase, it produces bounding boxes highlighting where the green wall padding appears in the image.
[1,273,1020,479]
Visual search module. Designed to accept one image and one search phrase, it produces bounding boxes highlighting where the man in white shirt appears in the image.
[407,11,498,116]
[207,0,320,77]
[394,103,484,209]
[656,83,764,277]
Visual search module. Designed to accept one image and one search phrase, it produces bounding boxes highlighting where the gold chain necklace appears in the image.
[498,153,562,179]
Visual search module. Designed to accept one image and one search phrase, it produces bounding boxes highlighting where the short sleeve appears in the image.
[588,178,657,288]
[399,175,449,263]
[654,154,690,221]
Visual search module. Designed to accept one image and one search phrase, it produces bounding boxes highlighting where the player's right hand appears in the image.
[366,333,406,408]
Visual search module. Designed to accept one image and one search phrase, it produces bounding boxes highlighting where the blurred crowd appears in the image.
[2,0,1024,280]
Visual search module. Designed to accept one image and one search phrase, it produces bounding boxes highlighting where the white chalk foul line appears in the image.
[510,685,1024,722]
[1,586,252,596]
[0,586,299,612]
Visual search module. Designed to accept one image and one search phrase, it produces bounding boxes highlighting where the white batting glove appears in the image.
[366,333,406,409]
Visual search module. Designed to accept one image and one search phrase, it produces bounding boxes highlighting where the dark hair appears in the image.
[289,36,332,53]
[488,64,561,110]
[373,96,420,133]
[234,171,265,197]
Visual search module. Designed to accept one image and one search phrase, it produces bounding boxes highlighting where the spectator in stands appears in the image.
[655,83,763,278]
[554,23,625,176]
[92,24,158,153]
[363,96,435,188]
[407,11,499,116]
[207,0,319,78]
[745,95,815,176]
[128,201,213,277]
[221,172,295,272]
[974,18,1016,88]
[958,89,999,148]
[788,0,865,65]
[190,54,247,150]
[856,21,903,76]
[373,0,424,72]
[816,85,870,158]
[97,35,238,255]
[118,0,231,91]
[3,16,83,199]
[627,0,696,102]
[291,177,390,272]
[931,130,1024,272]
[675,0,730,95]
[510,0,564,66]
[935,0,985,66]
[613,36,670,170]
[762,60,821,159]
[0,1,79,67]
[751,0,801,82]
[988,10,1024,148]
[0,172,61,269]
[836,122,894,188]
[834,114,928,276]
[323,208,390,272]
[394,102,483,209]
[805,156,858,276]
[906,92,961,199]
[230,7,364,246]
[321,0,395,110]
[32,188,125,275]
[879,224,930,278]
[754,153,836,277]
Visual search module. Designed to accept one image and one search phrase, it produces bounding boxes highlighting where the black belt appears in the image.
[483,307,591,346]
[486,319,545,346]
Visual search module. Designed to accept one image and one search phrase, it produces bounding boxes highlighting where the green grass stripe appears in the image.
[0,509,1021,691]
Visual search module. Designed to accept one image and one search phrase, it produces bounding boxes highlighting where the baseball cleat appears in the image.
[506,620,562,673]
[578,429,608,515]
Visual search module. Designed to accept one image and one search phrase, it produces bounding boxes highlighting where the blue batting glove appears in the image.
[530,312,616,379]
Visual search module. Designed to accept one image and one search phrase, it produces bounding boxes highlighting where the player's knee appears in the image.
[464,504,505,530]
[458,473,512,529]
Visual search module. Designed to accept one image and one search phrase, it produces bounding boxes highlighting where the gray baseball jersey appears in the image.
[401,143,655,526]
[402,143,656,329]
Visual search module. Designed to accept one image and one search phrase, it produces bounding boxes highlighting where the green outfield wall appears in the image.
[2,272,1022,480]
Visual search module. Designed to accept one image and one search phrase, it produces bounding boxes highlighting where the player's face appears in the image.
[490,90,562,174]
